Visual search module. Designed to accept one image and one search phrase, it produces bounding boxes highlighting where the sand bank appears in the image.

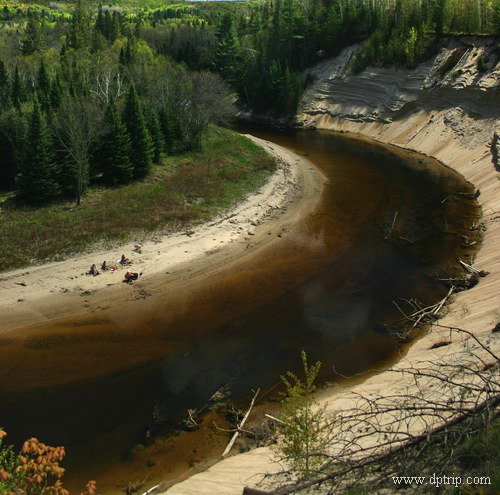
[0,137,324,335]
[160,42,499,495]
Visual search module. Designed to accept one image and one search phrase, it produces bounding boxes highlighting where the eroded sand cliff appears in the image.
[161,37,500,495]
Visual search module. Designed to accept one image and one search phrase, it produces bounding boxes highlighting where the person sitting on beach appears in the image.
[119,254,131,265]
[124,271,140,283]
[101,261,108,271]
[89,264,100,276]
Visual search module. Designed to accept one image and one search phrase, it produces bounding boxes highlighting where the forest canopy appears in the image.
[0,0,499,204]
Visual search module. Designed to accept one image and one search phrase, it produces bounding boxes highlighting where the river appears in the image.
[0,128,479,493]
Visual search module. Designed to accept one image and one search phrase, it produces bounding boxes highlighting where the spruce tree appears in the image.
[123,85,153,178]
[100,103,133,185]
[159,107,182,154]
[214,13,241,86]
[21,14,44,55]
[37,61,51,112]
[16,103,60,204]
[11,66,26,109]
[50,75,62,109]
[0,59,8,107]
[67,0,90,50]
[147,110,164,163]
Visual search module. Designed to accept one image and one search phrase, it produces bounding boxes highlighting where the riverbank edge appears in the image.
[161,110,499,495]
[0,136,325,335]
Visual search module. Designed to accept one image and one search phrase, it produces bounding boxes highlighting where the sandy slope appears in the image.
[159,41,499,495]
[0,136,324,335]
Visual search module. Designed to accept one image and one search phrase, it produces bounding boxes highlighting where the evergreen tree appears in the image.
[16,103,60,204]
[100,103,133,185]
[434,0,446,36]
[0,59,8,107]
[95,4,106,38]
[37,60,51,112]
[213,13,242,86]
[147,110,164,163]
[159,107,182,154]
[11,66,26,110]
[123,85,153,178]
[21,14,44,55]
[274,351,333,479]
[50,74,62,109]
[67,0,90,50]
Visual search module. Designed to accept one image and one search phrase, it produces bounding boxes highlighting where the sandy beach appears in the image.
[0,136,324,335]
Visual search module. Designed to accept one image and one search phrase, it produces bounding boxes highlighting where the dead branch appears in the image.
[222,388,260,457]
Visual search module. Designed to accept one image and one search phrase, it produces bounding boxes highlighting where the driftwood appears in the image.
[222,388,260,457]
[140,484,160,495]
[457,258,488,277]
[394,286,455,329]
[265,413,285,425]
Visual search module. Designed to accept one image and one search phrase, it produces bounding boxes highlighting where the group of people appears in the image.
[88,254,141,283]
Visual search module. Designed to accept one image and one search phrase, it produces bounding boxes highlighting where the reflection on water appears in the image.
[0,128,479,492]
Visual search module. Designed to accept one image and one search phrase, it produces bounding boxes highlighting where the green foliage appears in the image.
[21,13,45,55]
[99,103,133,186]
[123,84,153,179]
[0,127,275,272]
[146,109,164,164]
[456,419,500,475]
[16,103,60,204]
[493,0,500,34]
[275,351,332,479]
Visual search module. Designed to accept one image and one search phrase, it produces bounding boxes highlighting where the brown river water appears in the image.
[0,128,480,493]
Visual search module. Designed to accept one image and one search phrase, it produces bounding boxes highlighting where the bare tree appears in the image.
[54,97,104,205]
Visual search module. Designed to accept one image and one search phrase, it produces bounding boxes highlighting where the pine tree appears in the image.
[50,74,62,109]
[37,60,51,112]
[21,14,44,55]
[159,107,182,154]
[11,66,26,110]
[16,103,60,204]
[67,0,90,50]
[274,351,333,479]
[213,13,242,86]
[100,103,133,185]
[123,85,153,178]
[434,0,446,36]
[0,59,8,107]
[147,110,164,163]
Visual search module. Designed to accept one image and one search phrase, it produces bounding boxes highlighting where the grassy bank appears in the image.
[0,127,275,272]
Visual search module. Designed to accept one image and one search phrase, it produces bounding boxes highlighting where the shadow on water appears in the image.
[0,128,480,492]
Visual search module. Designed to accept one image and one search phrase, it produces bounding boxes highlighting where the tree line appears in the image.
[136,0,500,118]
[0,0,498,205]
[0,2,233,205]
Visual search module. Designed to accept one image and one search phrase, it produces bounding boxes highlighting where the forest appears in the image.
[0,0,499,206]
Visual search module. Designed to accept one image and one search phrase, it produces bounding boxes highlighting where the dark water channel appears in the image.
[0,128,479,492]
